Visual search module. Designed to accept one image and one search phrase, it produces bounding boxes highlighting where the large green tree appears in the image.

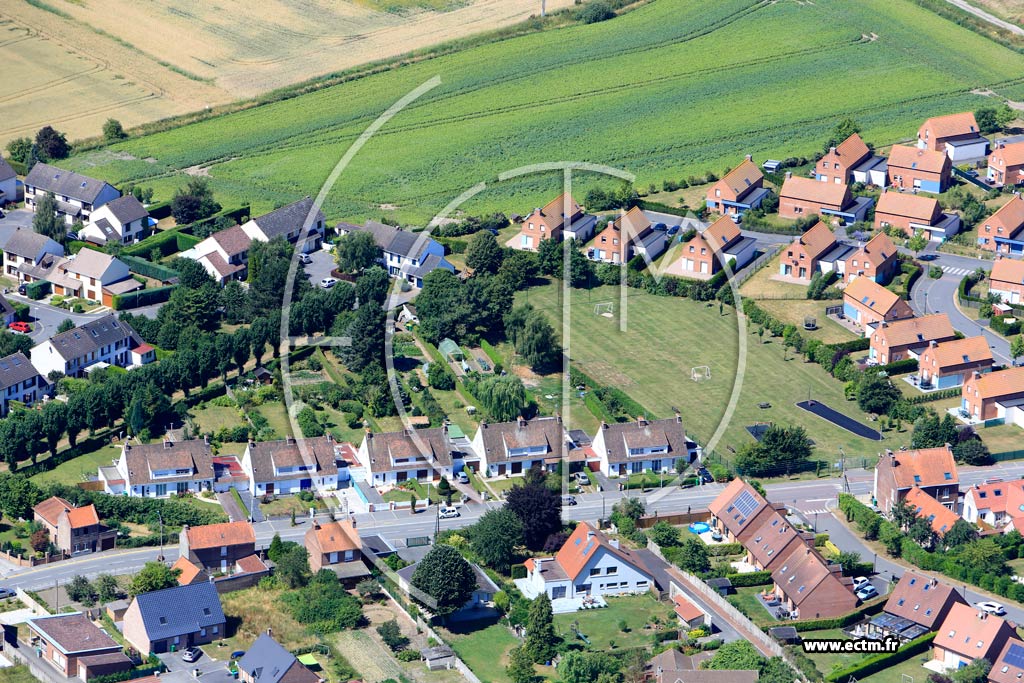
[35,126,69,160]
[465,231,503,274]
[0,474,41,520]
[475,375,527,422]
[507,647,538,683]
[506,480,562,551]
[856,373,900,415]
[128,562,181,597]
[335,230,380,273]
[410,545,476,618]
[171,177,220,225]
[470,508,523,572]
[525,594,559,663]
[33,193,64,244]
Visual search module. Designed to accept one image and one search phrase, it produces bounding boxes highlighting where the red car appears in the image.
[8,322,30,334]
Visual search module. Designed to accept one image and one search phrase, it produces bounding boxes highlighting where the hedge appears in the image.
[824,632,935,683]
[904,387,960,404]
[146,200,173,220]
[637,199,688,217]
[876,358,917,375]
[725,570,772,587]
[6,158,26,176]
[707,542,743,557]
[813,533,829,547]
[121,227,193,258]
[191,205,250,234]
[25,280,50,300]
[113,284,177,310]
[435,236,468,255]
[121,254,180,282]
[791,594,886,632]
[991,315,1022,336]
[830,337,871,353]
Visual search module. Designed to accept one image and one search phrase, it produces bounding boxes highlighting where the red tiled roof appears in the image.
[185,521,255,549]
[672,595,703,622]
[922,336,992,371]
[905,487,959,536]
[307,520,360,554]
[719,159,763,196]
[780,176,849,207]
[876,191,942,222]
[936,601,1014,659]
[794,221,837,261]
[919,112,980,142]
[844,276,902,316]
[554,522,651,582]
[33,496,74,527]
[875,314,955,349]
[65,505,99,529]
[991,257,1024,287]
[987,195,1024,234]
[236,554,268,574]
[171,556,205,585]
[884,446,958,490]
[888,145,948,174]
[966,366,1024,400]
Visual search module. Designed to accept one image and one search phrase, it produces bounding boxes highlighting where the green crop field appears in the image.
[61,0,1024,225]
[518,282,898,467]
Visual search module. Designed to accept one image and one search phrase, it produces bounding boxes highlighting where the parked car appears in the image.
[977,601,1006,616]
[0,587,15,599]
[439,506,460,519]
[562,495,577,506]
[852,577,870,591]
[181,648,202,663]
[16,284,25,296]
[457,472,470,484]
[667,225,680,237]
[319,277,338,289]
[856,585,878,601]
[298,253,312,265]
[917,253,937,261]
[572,472,590,485]
[7,322,30,334]
[66,231,78,241]
[697,467,714,484]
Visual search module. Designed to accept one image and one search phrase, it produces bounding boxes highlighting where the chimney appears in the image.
[972,370,981,381]
[601,421,609,430]
[480,420,488,429]
[325,432,333,443]
[517,416,526,428]
[829,146,836,154]
[608,538,619,549]
[744,154,752,162]
[929,340,937,348]
[555,412,561,424]
[286,436,296,445]
[403,428,413,437]
[674,407,682,424]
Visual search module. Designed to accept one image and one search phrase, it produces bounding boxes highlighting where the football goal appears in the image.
[594,302,614,318]
[691,366,711,381]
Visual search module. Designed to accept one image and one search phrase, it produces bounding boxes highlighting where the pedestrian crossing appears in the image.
[941,266,974,276]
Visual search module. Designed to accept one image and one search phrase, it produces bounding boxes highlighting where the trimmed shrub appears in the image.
[113,285,177,310]
[25,280,51,300]
[707,543,743,557]
[725,571,772,587]
[120,255,180,282]
[876,358,917,375]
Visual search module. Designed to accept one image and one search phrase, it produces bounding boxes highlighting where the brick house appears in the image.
[904,486,960,537]
[990,257,1024,305]
[770,546,858,619]
[305,520,369,582]
[917,112,988,161]
[32,496,115,555]
[962,479,1024,527]
[873,191,961,241]
[26,613,131,679]
[123,582,226,655]
[992,639,1024,683]
[816,133,872,185]
[591,413,696,477]
[778,221,836,281]
[587,206,666,264]
[988,140,1024,188]
[842,232,898,285]
[873,445,959,514]
[868,313,957,365]
[978,195,1024,255]
[179,521,257,573]
[841,276,914,329]
[778,175,872,223]
[917,336,993,390]
[705,156,769,217]
[932,602,1015,671]
[962,366,1024,424]
[670,215,757,279]
[887,145,951,193]
[515,193,591,250]
[882,571,965,632]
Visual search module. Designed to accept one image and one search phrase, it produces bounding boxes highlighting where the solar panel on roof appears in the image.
[1005,643,1024,670]
[733,490,758,518]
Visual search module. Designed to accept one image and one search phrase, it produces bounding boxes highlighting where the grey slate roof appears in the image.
[818,242,857,265]
[347,220,428,260]
[363,427,456,472]
[0,158,15,183]
[477,416,566,463]
[122,439,215,486]
[103,195,148,224]
[43,314,139,361]
[237,633,318,683]
[2,228,63,260]
[597,415,690,465]
[246,436,339,484]
[0,352,43,391]
[252,197,323,240]
[0,294,13,320]
[25,163,115,204]
[132,581,225,641]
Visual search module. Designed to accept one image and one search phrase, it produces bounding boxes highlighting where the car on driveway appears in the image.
[977,601,1006,616]
[319,277,338,289]
[456,472,470,484]
[572,472,590,485]
[181,648,202,663]
[8,322,30,334]
[439,506,460,519]
[856,585,878,601]
[852,577,871,591]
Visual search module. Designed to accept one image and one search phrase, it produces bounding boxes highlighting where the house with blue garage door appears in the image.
[917,336,993,390]
[842,276,914,333]
[887,145,951,194]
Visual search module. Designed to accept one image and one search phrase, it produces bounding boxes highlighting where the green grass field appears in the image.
[442,620,519,683]
[30,444,121,485]
[553,594,675,650]
[520,282,899,467]
[60,0,1024,224]
[192,404,247,434]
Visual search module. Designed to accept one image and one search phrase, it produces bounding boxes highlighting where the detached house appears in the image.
[2,228,64,281]
[588,206,666,264]
[515,193,597,249]
[356,426,461,486]
[992,639,1024,683]
[0,158,16,205]
[962,366,1024,425]
[123,582,226,655]
[82,195,150,245]
[770,546,857,619]
[180,225,251,284]
[0,352,48,417]
[472,415,567,478]
[591,414,695,477]
[917,336,993,389]
[874,191,960,241]
[705,156,769,217]
[778,174,873,224]
[100,438,215,498]
[238,633,321,683]
[26,613,131,680]
[887,145,951,193]
[179,521,257,573]
[842,232,898,285]
[241,436,339,496]
[670,215,757,279]
[868,313,957,365]
[31,314,153,378]
[337,220,454,289]
[978,195,1024,255]
[305,519,367,580]
[517,522,655,602]
[817,133,885,186]
[241,197,323,254]
[841,276,914,329]
[987,140,1024,188]
[990,257,1024,305]
[962,480,1024,527]
[57,248,137,305]
[931,602,1015,671]
[33,496,115,555]
[882,571,965,634]
[24,163,120,225]
[779,221,836,281]
[917,112,988,161]
[873,445,959,515]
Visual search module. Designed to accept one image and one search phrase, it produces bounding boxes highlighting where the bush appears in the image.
[24,280,51,300]
[120,255,180,282]
[725,571,772,587]
[376,619,410,652]
[113,285,177,310]
[577,1,615,24]
[396,650,420,662]
[991,315,1022,336]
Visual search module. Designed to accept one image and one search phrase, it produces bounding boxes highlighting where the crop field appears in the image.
[519,282,898,467]
[58,0,1024,224]
[0,0,574,147]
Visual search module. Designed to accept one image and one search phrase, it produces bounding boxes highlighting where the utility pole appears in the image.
[157,511,164,562]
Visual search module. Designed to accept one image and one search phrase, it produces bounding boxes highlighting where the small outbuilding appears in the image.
[420,645,455,671]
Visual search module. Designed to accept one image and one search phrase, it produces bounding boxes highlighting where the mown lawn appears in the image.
[260,495,326,517]
[442,620,518,683]
[30,444,122,485]
[754,299,857,345]
[797,628,859,678]
[192,404,247,434]
[552,594,675,651]
[725,586,775,629]
[254,403,292,439]
[520,283,899,469]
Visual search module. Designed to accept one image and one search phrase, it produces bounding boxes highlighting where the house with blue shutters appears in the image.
[336,220,453,289]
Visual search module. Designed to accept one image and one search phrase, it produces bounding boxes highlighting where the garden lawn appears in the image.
[520,283,898,468]
[442,620,518,683]
[753,299,857,345]
[797,628,859,678]
[260,495,326,517]
[254,403,292,439]
[725,586,775,629]
[0,667,41,683]
[552,594,676,651]
[858,652,932,683]
[980,423,1024,458]
[30,444,121,486]
[192,404,247,434]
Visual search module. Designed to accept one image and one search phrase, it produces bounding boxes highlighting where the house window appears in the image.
[715,190,721,197]
[590,568,601,576]
[606,566,618,575]
[221,546,228,556]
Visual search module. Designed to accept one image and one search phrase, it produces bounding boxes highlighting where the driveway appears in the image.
[216,491,247,522]
[304,247,336,285]
[158,650,235,683]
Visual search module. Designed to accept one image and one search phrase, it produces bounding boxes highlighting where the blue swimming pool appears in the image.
[689,522,710,534]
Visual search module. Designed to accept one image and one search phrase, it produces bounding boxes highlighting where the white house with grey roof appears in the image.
[31,314,153,378]
[241,197,324,254]
[241,435,340,496]
[179,225,252,284]
[2,228,64,282]
[0,352,47,417]
[337,220,454,289]
[592,414,697,477]
[0,158,16,206]
[471,415,568,478]
[24,162,120,225]
[356,426,465,485]
[100,438,216,498]
[82,195,151,245]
